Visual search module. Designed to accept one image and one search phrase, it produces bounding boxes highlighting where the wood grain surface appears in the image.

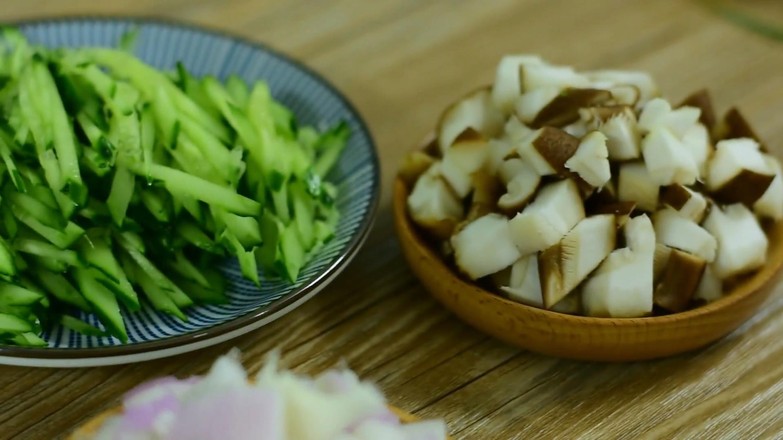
[1,1,783,439]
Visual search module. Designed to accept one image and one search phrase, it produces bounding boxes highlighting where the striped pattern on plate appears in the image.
[1,18,378,361]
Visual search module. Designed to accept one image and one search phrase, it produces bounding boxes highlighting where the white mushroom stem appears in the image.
[638,98,701,138]
[520,64,590,91]
[500,254,544,307]
[618,162,659,212]
[487,138,515,175]
[754,155,783,220]
[440,134,490,198]
[653,208,717,262]
[564,131,611,188]
[539,214,616,308]
[680,123,712,177]
[584,70,659,106]
[597,107,640,160]
[438,88,504,154]
[491,55,546,113]
[703,203,768,279]
[707,138,775,206]
[695,265,723,303]
[508,179,585,255]
[659,184,708,223]
[642,127,699,186]
[498,161,540,213]
[451,213,522,280]
[582,214,656,318]
[515,87,560,124]
[407,163,465,239]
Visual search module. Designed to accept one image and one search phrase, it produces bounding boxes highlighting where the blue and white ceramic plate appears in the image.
[0,18,379,367]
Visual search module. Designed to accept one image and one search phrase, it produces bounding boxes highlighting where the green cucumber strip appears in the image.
[225,75,249,108]
[80,48,231,143]
[0,131,24,192]
[72,267,128,342]
[290,181,316,251]
[1,207,17,238]
[222,232,259,285]
[10,205,85,249]
[257,211,283,274]
[178,117,240,186]
[271,181,291,224]
[269,101,296,139]
[31,255,68,273]
[172,192,205,224]
[8,331,46,347]
[0,282,46,306]
[297,126,320,160]
[0,313,33,333]
[313,121,349,178]
[79,231,140,311]
[33,61,85,205]
[77,198,111,224]
[0,237,15,279]
[176,222,217,252]
[140,188,171,223]
[132,163,260,216]
[167,250,210,288]
[7,191,66,229]
[214,208,262,249]
[81,146,112,177]
[279,222,306,282]
[13,238,80,267]
[139,104,155,183]
[133,265,187,321]
[117,233,192,308]
[173,135,227,183]
[107,165,135,227]
[60,315,107,337]
[36,269,91,312]
[28,185,59,212]
[314,219,336,244]
[18,66,51,157]
[169,272,227,305]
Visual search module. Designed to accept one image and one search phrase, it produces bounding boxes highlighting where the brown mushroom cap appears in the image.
[530,88,613,128]
[678,89,717,130]
[653,249,707,313]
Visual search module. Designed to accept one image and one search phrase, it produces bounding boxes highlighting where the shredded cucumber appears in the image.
[0,29,348,347]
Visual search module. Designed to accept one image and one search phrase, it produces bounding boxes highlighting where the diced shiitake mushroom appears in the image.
[703,203,768,279]
[491,55,546,113]
[707,138,775,206]
[564,131,611,188]
[754,155,783,220]
[451,213,521,280]
[618,162,659,212]
[652,208,716,262]
[407,164,464,240]
[500,254,544,307]
[516,127,580,176]
[497,159,540,213]
[440,131,490,198]
[437,88,504,154]
[660,184,708,223]
[539,214,616,308]
[582,214,656,318]
[653,248,706,313]
[407,54,781,317]
[508,179,585,255]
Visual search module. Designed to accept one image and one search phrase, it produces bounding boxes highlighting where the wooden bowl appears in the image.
[393,171,783,362]
[69,404,448,439]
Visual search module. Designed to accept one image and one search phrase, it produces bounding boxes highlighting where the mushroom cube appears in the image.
[508,179,585,255]
[407,163,465,239]
[515,87,561,124]
[695,265,723,303]
[520,64,590,92]
[659,184,708,223]
[437,88,504,154]
[642,127,699,186]
[618,162,659,212]
[652,208,717,262]
[680,123,712,178]
[653,249,706,313]
[539,214,616,308]
[564,131,611,188]
[491,55,546,113]
[498,161,540,213]
[703,203,768,279]
[707,138,775,206]
[440,133,490,198]
[451,213,521,280]
[500,254,544,307]
[584,70,659,106]
[638,98,701,139]
[582,214,656,318]
[754,155,783,220]
[598,107,641,160]
[516,127,580,176]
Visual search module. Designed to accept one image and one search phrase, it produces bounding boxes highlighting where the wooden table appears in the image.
[2,0,783,438]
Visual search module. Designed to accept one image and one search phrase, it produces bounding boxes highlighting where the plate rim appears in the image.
[0,15,381,363]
